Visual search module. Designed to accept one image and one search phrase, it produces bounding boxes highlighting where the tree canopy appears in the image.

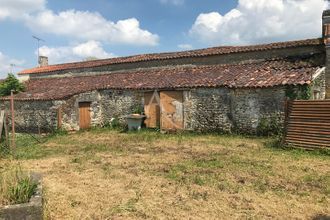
[0,74,25,97]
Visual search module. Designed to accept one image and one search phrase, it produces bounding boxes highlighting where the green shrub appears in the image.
[51,128,68,137]
[256,114,282,136]
[131,105,144,114]
[0,73,25,97]
[285,84,312,100]
[102,117,121,129]
[0,166,37,205]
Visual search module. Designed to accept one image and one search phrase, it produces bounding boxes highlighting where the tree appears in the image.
[0,74,25,97]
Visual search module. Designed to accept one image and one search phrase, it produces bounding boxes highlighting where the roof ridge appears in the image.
[19,38,323,75]
[24,58,317,83]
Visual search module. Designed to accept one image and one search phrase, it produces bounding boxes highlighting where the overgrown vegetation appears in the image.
[256,114,283,136]
[1,130,328,219]
[102,117,127,131]
[0,165,37,206]
[0,73,25,97]
[285,84,312,100]
[131,105,144,114]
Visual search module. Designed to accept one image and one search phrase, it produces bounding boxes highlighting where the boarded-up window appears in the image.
[160,91,183,130]
[144,92,160,128]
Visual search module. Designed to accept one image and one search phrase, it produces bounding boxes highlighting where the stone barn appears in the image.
[3,10,330,134]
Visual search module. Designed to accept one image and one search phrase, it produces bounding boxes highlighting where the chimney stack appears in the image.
[323,10,330,98]
[38,56,48,67]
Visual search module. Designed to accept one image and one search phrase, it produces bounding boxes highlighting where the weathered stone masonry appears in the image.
[6,86,287,134]
[56,90,143,131]
[183,87,286,133]
[1,101,58,133]
[0,90,142,132]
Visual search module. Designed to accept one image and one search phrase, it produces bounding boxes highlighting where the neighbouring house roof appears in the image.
[8,58,321,101]
[19,38,323,75]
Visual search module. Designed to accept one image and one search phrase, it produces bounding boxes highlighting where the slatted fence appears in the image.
[284,100,330,150]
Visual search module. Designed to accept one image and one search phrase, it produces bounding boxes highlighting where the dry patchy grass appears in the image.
[0,129,329,219]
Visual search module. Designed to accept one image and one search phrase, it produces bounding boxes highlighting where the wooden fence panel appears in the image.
[284,100,330,150]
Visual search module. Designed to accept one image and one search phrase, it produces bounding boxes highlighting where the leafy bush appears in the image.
[103,117,127,131]
[0,73,25,97]
[285,84,311,100]
[50,128,68,137]
[0,166,37,205]
[131,105,144,114]
[109,117,121,129]
[256,114,283,136]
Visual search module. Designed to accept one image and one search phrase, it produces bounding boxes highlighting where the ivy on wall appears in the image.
[285,84,311,100]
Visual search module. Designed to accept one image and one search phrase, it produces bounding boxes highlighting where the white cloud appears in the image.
[160,0,185,5]
[25,9,159,46]
[0,0,159,46]
[72,41,113,58]
[190,0,328,45]
[0,52,25,77]
[178,44,193,50]
[39,41,115,64]
[0,0,45,20]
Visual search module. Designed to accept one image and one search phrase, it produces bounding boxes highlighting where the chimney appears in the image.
[323,10,330,98]
[38,56,48,67]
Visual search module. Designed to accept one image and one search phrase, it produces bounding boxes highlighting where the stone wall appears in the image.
[2,86,298,134]
[59,90,143,130]
[1,89,143,133]
[322,10,330,98]
[324,47,330,98]
[183,87,286,134]
[230,87,285,134]
[1,100,58,133]
[183,88,232,133]
[59,91,102,130]
[311,69,326,100]
[99,90,143,125]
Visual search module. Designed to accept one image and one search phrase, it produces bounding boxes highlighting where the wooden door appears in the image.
[144,92,160,128]
[79,102,91,129]
[160,91,184,131]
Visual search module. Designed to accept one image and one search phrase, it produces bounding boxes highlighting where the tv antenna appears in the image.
[9,64,15,74]
[32,35,45,66]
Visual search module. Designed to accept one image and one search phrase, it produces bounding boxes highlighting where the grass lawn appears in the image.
[0,129,329,219]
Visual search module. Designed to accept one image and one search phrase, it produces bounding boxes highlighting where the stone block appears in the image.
[0,173,43,220]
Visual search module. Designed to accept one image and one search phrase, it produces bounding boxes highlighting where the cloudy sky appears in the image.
[0,0,328,77]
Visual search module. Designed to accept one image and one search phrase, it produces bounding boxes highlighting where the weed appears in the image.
[103,117,121,129]
[256,114,283,136]
[193,176,205,186]
[110,192,140,215]
[194,158,225,169]
[0,165,37,205]
[49,128,68,137]
[189,191,208,200]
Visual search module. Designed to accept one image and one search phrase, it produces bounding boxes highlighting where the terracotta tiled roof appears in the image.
[9,59,320,101]
[19,38,323,75]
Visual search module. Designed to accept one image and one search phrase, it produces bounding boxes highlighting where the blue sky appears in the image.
[0,0,328,77]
